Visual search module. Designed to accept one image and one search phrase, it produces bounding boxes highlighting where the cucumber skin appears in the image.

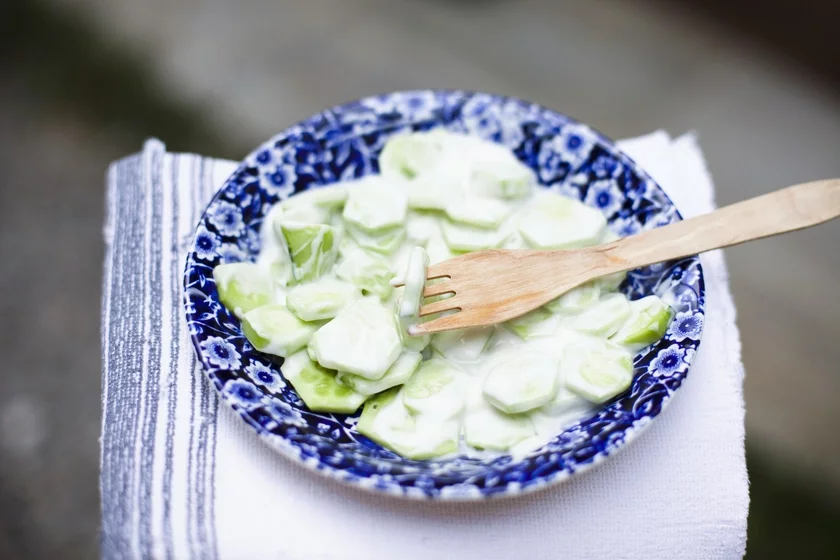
[286,358,367,414]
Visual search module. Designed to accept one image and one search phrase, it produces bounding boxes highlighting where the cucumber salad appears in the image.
[213,130,674,460]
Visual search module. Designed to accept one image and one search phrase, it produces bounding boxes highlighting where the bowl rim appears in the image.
[183,89,705,501]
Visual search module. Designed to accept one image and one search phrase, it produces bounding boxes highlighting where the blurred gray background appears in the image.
[1,0,839,558]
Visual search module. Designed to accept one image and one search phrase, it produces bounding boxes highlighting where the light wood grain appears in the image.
[411,179,840,333]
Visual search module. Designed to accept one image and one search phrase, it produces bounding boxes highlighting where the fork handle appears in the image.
[600,179,840,273]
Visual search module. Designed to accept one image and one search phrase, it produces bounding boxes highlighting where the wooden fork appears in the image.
[402,179,840,334]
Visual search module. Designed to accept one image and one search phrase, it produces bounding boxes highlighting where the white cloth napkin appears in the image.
[100,131,749,560]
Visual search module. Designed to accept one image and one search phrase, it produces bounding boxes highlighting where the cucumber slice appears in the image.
[483,352,559,414]
[241,304,318,357]
[275,201,332,226]
[444,197,510,228]
[342,176,408,233]
[431,326,494,362]
[573,293,632,337]
[281,350,367,413]
[257,205,294,288]
[405,176,452,211]
[506,308,558,339]
[401,329,431,353]
[402,358,467,418]
[540,384,593,416]
[518,193,606,249]
[598,271,627,293]
[335,249,394,301]
[425,234,454,264]
[611,295,674,350]
[344,222,406,255]
[285,279,359,321]
[405,212,442,245]
[279,221,339,282]
[336,350,422,396]
[282,184,349,209]
[395,246,429,332]
[441,220,505,252]
[562,339,634,404]
[379,131,445,180]
[464,140,535,200]
[308,299,403,380]
[464,406,535,451]
[545,282,601,314]
[357,387,459,460]
[213,262,273,318]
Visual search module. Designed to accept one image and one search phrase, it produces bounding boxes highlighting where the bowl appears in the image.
[184,90,705,500]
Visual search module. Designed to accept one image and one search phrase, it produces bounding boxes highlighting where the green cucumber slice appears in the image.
[441,220,505,252]
[611,295,674,350]
[213,262,273,318]
[430,326,494,362]
[425,234,454,264]
[241,304,318,357]
[308,299,403,380]
[334,248,394,301]
[562,339,634,404]
[395,246,429,332]
[257,205,294,288]
[545,282,601,314]
[573,293,632,337]
[402,358,467,418]
[279,221,340,282]
[342,177,408,233]
[336,350,422,396]
[344,222,406,255]
[444,197,510,228]
[598,271,627,293]
[465,141,535,200]
[506,308,558,339]
[282,184,349,209]
[540,385,593,416]
[357,387,459,460]
[483,352,559,414]
[405,213,443,245]
[379,131,446,180]
[405,176,453,211]
[281,351,366,413]
[285,279,359,321]
[275,201,332,225]
[464,406,535,451]
[518,193,606,249]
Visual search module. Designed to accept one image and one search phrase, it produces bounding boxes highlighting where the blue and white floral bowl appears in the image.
[184,90,704,500]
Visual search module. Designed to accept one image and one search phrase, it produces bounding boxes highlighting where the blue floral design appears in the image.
[200,336,241,370]
[650,344,695,377]
[668,310,704,341]
[193,224,220,261]
[184,90,705,500]
[591,154,621,178]
[585,179,624,217]
[245,360,286,392]
[223,378,263,410]
[556,123,595,167]
[208,200,245,236]
[218,243,247,264]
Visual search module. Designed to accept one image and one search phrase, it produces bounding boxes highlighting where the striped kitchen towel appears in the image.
[100,133,749,560]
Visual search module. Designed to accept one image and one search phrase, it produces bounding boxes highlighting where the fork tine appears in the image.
[422,281,455,297]
[390,261,453,289]
[425,262,454,280]
[418,297,460,317]
[411,312,467,334]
